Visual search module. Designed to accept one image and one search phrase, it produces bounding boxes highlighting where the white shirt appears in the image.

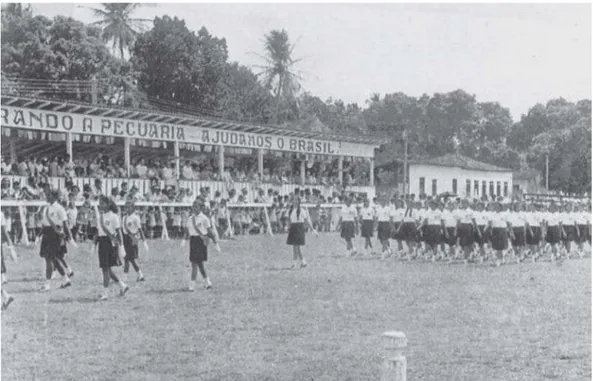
[66,208,78,227]
[288,207,310,224]
[402,208,416,223]
[188,213,211,236]
[376,206,392,222]
[41,202,67,227]
[559,212,575,225]
[97,211,120,237]
[508,212,526,227]
[575,212,590,225]
[457,209,474,224]
[122,213,142,235]
[524,212,541,226]
[425,210,443,225]
[474,211,489,226]
[360,206,375,220]
[391,207,404,222]
[442,211,458,228]
[490,212,509,229]
[341,205,358,222]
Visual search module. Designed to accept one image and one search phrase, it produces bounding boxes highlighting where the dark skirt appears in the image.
[399,222,417,241]
[423,225,443,246]
[341,221,355,240]
[474,225,489,246]
[39,226,63,259]
[526,226,542,245]
[491,227,509,251]
[123,234,139,260]
[577,224,588,243]
[511,227,526,247]
[545,225,561,244]
[443,227,457,246]
[287,222,306,246]
[563,225,577,242]
[361,220,373,238]
[189,236,208,263]
[458,223,474,247]
[377,221,392,241]
[97,236,121,269]
[392,222,401,240]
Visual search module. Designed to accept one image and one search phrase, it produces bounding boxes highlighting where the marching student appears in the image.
[441,202,458,262]
[286,195,317,268]
[390,199,405,257]
[376,197,393,259]
[399,200,420,261]
[544,203,562,262]
[456,200,476,264]
[524,203,543,262]
[339,197,359,256]
[575,204,590,257]
[121,202,146,282]
[359,198,376,256]
[55,200,75,279]
[509,203,528,263]
[95,196,129,300]
[560,204,578,259]
[420,200,444,262]
[39,189,72,291]
[216,199,230,239]
[472,202,490,263]
[1,210,15,309]
[181,199,220,291]
[489,202,510,267]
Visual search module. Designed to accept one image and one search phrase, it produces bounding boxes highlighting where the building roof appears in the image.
[0,95,389,147]
[410,154,511,172]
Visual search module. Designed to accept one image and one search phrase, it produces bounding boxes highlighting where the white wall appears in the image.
[409,164,513,199]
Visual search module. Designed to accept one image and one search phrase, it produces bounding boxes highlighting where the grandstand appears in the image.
[1,75,389,202]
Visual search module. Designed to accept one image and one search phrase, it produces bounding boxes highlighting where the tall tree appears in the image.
[254,29,303,123]
[87,3,150,59]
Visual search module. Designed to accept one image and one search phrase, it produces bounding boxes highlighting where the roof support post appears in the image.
[370,157,374,187]
[174,140,180,180]
[124,137,131,178]
[258,148,264,178]
[300,157,306,186]
[338,155,343,186]
[66,131,73,158]
[218,145,224,179]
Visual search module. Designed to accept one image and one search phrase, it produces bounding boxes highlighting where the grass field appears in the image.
[1,234,591,381]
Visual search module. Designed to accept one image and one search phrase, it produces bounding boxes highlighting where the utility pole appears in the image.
[403,130,408,195]
[545,154,549,192]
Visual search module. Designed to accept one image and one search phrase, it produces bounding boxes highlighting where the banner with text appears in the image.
[1,106,376,157]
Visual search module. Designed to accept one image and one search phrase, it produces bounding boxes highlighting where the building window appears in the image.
[489,181,495,197]
[452,178,458,194]
[466,180,471,196]
[419,177,425,195]
[432,179,437,196]
[504,182,508,197]
[482,181,487,197]
[474,180,480,196]
[496,181,501,197]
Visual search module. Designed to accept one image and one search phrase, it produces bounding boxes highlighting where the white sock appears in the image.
[138,270,144,278]
[101,288,108,298]
[45,279,51,288]
[204,277,211,286]
[118,280,126,289]
[63,275,70,283]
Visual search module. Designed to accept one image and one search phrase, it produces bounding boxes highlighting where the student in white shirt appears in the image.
[524,204,543,261]
[39,189,72,291]
[544,203,562,261]
[472,202,490,262]
[560,203,579,258]
[509,203,528,263]
[457,200,477,264]
[1,211,15,309]
[575,204,590,257]
[95,196,129,300]
[359,199,376,256]
[488,202,510,267]
[420,200,444,262]
[339,197,359,256]
[390,199,405,255]
[181,199,220,291]
[122,202,146,282]
[441,202,458,260]
[286,195,317,268]
[376,197,394,259]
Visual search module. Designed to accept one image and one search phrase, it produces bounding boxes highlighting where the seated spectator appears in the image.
[182,161,194,180]
[135,159,148,178]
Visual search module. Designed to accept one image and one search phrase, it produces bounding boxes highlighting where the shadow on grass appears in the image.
[145,287,189,295]
[10,276,42,283]
[49,296,98,304]
[264,266,298,271]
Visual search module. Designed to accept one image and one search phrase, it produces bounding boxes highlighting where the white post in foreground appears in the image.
[381,331,407,381]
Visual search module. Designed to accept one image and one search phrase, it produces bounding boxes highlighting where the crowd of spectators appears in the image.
[1,152,371,187]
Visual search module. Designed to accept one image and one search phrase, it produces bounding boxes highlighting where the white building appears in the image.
[408,154,513,200]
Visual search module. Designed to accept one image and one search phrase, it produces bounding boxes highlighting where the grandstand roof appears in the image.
[410,154,512,172]
[0,95,389,147]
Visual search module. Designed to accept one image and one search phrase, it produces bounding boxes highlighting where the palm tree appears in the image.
[86,3,151,60]
[253,29,305,122]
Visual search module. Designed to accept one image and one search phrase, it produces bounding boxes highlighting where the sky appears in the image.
[31,2,592,121]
